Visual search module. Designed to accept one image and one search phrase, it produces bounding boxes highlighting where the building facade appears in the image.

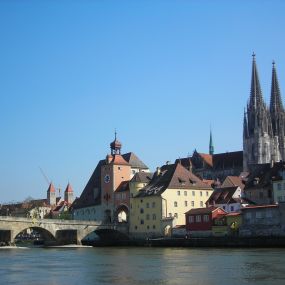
[129,162,213,239]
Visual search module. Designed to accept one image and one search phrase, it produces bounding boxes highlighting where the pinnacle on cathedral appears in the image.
[243,54,285,171]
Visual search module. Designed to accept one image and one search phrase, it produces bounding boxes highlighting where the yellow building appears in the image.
[129,162,213,238]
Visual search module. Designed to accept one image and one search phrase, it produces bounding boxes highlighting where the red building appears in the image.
[185,206,227,237]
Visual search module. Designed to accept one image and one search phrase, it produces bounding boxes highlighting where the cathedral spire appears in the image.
[209,129,214,155]
[270,61,284,114]
[249,53,265,110]
[243,108,249,138]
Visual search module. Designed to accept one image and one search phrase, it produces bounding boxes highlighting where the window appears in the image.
[146,202,149,208]
[140,208,144,214]
[146,214,150,220]
[196,215,201,222]
[200,201,203,207]
[223,206,226,210]
[140,220,144,225]
[278,196,283,202]
[147,225,150,229]
[135,226,138,230]
[177,191,181,196]
[200,191,203,197]
[132,170,136,175]
[184,201,188,207]
[206,191,209,196]
[259,192,264,198]
[169,213,172,217]
[118,167,121,170]
[174,213,178,218]
[152,214,156,220]
[184,191,187,196]
[189,215,194,223]
[203,215,209,222]
[153,225,156,229]
[191,201,195,207]
[152,202,156,208]
[192,191,195,196]
[174,201,178,207]
[141,199,143,203]
[230,206,234,212]
[278,183,282,191]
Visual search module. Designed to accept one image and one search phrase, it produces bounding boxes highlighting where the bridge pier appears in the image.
[55,230,79,245]
[0,230,13,246]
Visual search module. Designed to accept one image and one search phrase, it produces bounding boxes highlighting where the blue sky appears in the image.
[1,0,285,203]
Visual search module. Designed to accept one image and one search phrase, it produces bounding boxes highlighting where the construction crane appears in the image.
[39,167,62,197]
[39,167,50,185]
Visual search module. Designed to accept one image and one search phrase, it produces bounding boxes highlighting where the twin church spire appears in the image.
[243,54,285,170]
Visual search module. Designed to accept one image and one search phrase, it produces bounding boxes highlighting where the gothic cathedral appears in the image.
[243,54,285,171]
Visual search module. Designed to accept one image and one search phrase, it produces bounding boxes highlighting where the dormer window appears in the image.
[178,178,186,186]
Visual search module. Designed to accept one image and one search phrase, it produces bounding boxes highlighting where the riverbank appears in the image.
[86,236,285,248]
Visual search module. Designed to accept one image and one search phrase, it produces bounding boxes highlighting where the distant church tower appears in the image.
[47,182,56,206]
[209,129,214,155]
[64,183,74,204]
[243,54,285,170]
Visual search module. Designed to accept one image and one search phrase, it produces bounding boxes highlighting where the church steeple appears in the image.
[209,129,214,155]
[270,61,284,114]
[249,53,265,111]
[110,130,122,155]
[243,108,249,138]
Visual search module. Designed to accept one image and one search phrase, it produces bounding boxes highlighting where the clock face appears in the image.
[104,174,111,183]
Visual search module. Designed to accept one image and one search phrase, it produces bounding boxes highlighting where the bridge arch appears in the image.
[115,204,129,223]
[13,226,56,244]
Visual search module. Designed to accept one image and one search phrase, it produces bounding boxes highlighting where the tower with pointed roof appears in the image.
[64,183,74,204]
[209,129,214,155]
[243,54,285,170]
[47,182,56,206]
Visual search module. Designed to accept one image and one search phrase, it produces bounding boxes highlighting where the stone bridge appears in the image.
[0,216,128,245]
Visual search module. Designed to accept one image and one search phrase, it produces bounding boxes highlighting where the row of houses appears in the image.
[70,133,285,240]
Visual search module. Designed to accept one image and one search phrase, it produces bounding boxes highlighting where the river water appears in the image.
[1,246,285,285]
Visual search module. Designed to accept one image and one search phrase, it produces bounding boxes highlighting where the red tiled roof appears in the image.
[199,153,213,167]
[111,154,129,165]
[185,206,220,215]
[47,183,56,193]
[65,183,73,193]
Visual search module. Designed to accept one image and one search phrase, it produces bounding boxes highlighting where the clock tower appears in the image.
[100,133,131,222]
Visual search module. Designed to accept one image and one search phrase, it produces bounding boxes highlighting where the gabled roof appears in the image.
[122,152,149,169]
[185,206,227,215]
[221,176,245,190]
[131,172,153,183]
[72,159,105,209]
[136,163,212,197]
[207,187,240,205]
